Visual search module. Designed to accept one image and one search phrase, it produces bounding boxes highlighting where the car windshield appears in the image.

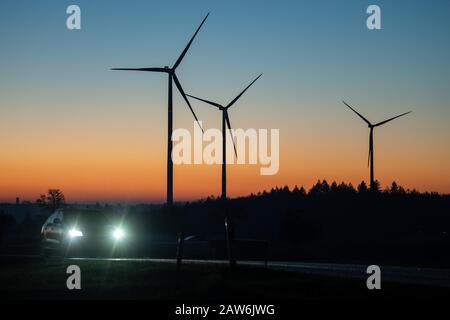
[63,212,111,229]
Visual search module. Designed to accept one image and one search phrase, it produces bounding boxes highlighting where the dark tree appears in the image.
[390,181,406,195]
[292,185,307,197]
[330,181,339,193]
[357,181,369,194]
[309,180,330,196]
[372,180,381,193]
[36,189,66,212]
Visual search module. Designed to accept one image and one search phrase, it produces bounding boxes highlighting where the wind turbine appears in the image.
[343,101,411,191]
[111,13,209,205]
[187,74,262,199]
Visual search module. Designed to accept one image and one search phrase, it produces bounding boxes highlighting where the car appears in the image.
[40,209,128,258]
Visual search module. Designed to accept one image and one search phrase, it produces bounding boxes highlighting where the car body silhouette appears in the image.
[40,209,127,257]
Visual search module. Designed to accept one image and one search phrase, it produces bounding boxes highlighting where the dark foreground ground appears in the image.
[1,257,449,300]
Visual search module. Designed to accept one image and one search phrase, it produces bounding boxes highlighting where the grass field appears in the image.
[0,258,449,299]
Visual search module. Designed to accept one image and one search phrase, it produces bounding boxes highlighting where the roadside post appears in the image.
[175,231,185,288]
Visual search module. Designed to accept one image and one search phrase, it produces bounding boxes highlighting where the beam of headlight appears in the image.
[69,229,83,238]
[112,228,124,240]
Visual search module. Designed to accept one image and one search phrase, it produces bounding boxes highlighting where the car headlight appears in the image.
[69,228,83,238]
[112,228,124,240]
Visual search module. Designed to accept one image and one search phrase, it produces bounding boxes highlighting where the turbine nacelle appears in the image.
[165,66,173,73]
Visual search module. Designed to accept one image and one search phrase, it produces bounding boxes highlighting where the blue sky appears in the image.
[1,0,449,115]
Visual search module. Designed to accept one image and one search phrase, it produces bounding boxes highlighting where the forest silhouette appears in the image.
[1,180,449,268]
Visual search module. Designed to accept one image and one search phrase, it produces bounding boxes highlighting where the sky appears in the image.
[1,0,450,203]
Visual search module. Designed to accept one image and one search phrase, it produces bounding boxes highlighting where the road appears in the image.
[68,257,450,288]
[2,255,450,288]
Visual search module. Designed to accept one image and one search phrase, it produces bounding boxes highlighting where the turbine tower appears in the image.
[343,101,411,191]
[187,74,262,199]
[111,13,209,205]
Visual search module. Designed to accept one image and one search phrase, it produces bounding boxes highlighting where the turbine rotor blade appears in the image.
[186,94,222,109]
[173,74,203,132]
[226,74,262,109]
[224,110,238,157]
[111,67,167,72]
[374,111,412,127]
[342,101,372,126]
[173,13,210,70]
